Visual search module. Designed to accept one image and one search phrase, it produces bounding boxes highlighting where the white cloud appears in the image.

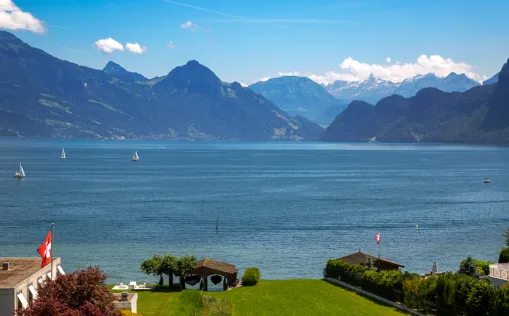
[94,38,124,53]
[240,82,248,87]
[385,57,391,63]
[180,20,197,30]
[125,42,147,54]
[258,77,271,82]
[0,0,44,33]
[257,54,485,85]
[167,41,175,48]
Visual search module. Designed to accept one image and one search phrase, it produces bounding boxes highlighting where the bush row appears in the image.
[325,259,509,316]
[403,273,509,316]
[242,267,261,286]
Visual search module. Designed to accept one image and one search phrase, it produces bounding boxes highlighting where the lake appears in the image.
[0,140,508,283]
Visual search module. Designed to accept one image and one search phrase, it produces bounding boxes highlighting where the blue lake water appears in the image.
[1,139,508,284]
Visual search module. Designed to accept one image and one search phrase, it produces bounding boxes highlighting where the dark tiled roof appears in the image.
[195,258,238,275]
[336,251,405,268]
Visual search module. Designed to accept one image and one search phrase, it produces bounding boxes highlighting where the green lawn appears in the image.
[206,280,405,316]
[115,280,406,316]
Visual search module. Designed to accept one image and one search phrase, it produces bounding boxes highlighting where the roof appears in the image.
[0,258,57,288]
[195,258,238,275]
[112,293,137,302]
[336,251,405,268]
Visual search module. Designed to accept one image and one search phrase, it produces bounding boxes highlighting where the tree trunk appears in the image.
[159,274,163,286]
[168,273,173,287]
[180,275,186,290]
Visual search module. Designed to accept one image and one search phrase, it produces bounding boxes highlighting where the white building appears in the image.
[489,263,509,287]
[112,292,138,314]
[0,257,64,315]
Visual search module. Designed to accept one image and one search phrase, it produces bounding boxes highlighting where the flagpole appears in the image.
[51,223,54,280]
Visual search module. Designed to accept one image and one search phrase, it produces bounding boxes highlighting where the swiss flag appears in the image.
[37,230,52,268]
[375,232,381,244]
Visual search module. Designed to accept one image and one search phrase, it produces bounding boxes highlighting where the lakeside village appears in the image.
[3,226,509,315]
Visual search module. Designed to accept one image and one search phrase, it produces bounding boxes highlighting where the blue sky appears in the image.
[4,0,509,84]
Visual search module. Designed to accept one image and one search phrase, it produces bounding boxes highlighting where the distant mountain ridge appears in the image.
[0,31,322,141]
[249,76,347,125]
[103,61,148,82]
[483,72,499,85]
[326,72,480,104]
[324,58,509,144]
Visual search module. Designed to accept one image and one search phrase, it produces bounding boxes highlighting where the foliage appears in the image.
[378,270,403,301]
[459,257,493,275]
[162,254,178,286]
[242,267,261,286]
[17,266,120,316]
[175,255,197,290]
[325,259,365,286]
[466,280,494,316]
[202,296,233,316]
[499,247,509,263]
[458,256,480,278]
[491,286,509,316]
[140,255,165,286]
[361,270,380,294]
[171,290,202,316]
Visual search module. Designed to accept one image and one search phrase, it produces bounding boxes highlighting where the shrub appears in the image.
[172,290,202,316]
[466,280,494,316]
[499,248,509,263]
[491,286,509,316]
[378,270,403,301]
[203,296,234,316]
[403,277,421,309]
[242,267,261,286]
[459,257,493,276]
[459,257,480,279]
[361,270,380,294]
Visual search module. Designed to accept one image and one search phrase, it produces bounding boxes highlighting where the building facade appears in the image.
[0,257,64,315]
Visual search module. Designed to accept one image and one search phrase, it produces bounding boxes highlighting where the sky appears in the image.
[1,0,509,85]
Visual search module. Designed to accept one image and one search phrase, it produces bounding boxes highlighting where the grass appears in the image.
[115,280,406,316]
[206,280,405,316]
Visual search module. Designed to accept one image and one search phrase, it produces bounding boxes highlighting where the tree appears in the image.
[17,266,120,316]
[162,254,178,287]
[459,257,480,279]
[499,248,509,263]
[140,254,164,286]
[175,255,197,290]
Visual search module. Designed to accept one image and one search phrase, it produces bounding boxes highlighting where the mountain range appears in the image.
[324,58,509,144]
[249,77,347,125]
[325,73,481,104]
[483,72,499,85]
[0,31,322,141]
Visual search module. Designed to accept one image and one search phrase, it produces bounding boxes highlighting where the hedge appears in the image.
[242,267,261,286]
[325,259,509,316]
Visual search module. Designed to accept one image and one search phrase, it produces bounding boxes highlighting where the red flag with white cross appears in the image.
[37,229,52,268]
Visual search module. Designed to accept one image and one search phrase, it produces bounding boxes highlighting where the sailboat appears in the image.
[131,150,139,162]
[13,162,25,179]
[60,148,66,160]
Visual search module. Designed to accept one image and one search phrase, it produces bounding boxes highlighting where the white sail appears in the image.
[19,162,25,177]
[132,151,139,160]
[61,148,66,159]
